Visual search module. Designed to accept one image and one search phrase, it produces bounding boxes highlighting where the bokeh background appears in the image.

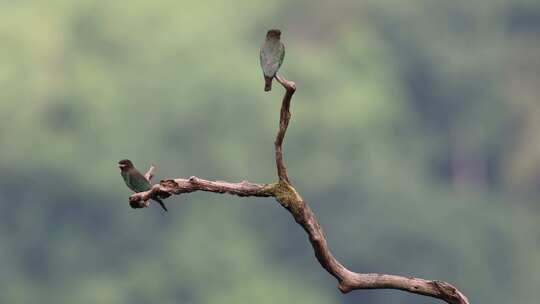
[1,0,539,303]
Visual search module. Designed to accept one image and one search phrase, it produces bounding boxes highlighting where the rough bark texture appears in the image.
[127,74,470,304]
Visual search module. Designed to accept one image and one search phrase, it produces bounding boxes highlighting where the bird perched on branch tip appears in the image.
[118,159,168,211]
[260,29,285,92]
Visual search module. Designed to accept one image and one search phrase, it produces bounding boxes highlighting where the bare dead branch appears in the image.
[129,177,274,206]
[126,72,469,304]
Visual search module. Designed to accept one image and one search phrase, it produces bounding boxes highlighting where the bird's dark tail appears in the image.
[264,76,273,92]
[152,198,168,212]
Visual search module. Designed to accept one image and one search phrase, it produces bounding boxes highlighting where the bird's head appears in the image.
[266,29,281,39]
[118,159,134,171]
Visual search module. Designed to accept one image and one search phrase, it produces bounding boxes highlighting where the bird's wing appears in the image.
[261,43,285,77]
[130,169,152,191]
[260,46,277,76]
[260,47,269,71]
[121,171,138,193]
[278,42,285,69]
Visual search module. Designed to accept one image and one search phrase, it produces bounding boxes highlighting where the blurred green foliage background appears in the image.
[1,0,539,303]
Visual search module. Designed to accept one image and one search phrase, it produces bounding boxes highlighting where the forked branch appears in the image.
[127,75,469,304]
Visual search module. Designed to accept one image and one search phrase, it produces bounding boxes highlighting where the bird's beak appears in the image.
[118,164,125,169]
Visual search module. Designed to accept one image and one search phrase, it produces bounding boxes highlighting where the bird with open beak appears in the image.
[118,159,168,211]
[260,29,285,92]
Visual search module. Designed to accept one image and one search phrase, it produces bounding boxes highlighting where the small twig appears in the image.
[144,164,156,181]
[273,74,296,183]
